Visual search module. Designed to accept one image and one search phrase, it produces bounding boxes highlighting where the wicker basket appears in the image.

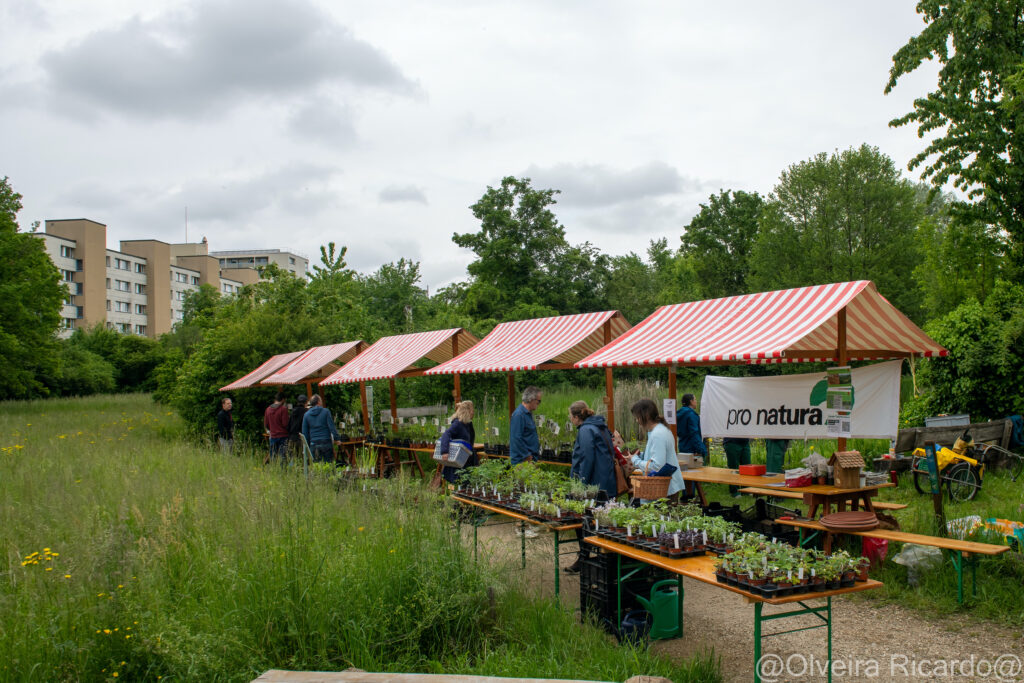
[630,474,672,499]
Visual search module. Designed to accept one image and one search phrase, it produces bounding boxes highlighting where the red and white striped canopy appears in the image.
[260,341,364,385]
[575,281,946,368]
[220,351,304,391]
[320,328,479,384]
[426,311,630,375]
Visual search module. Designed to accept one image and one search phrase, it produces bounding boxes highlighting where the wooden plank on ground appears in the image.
[255,672,608,683]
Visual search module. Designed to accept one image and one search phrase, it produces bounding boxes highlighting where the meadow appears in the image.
[1,394,720,682]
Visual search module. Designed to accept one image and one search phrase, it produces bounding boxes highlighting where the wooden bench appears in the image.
[776,517,1009,604]
[739,487,908,511]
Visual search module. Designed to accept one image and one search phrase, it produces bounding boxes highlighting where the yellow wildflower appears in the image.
[64,575,71,579]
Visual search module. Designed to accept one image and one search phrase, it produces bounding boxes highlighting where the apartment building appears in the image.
[210,248,308,279]
[37,219,251,339]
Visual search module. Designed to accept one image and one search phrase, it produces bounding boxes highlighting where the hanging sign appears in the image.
[700,360,901,439]
[663,399,677,425]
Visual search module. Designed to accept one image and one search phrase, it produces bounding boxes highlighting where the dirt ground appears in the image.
[467,520,1024,682]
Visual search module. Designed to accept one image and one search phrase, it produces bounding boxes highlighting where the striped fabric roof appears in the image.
[220,351,304,391]
[320,328,479,384]
[575,281,946,368]
[426,311,630,375]
[260,341,364,385]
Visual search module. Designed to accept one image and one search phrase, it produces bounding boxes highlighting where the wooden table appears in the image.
[586,535,882,683]
[682,466,895,517]
[777,517,1009,604]
[480,452,572,468]
[451,495,582,597]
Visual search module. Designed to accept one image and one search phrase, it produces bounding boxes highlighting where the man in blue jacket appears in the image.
[509,386,542,465]
[301,394,341,462]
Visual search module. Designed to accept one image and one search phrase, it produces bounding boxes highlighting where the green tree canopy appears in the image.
[680,189,764,299]
[0,177,65,399]
[749,144,924,319]
[886,0,1024,266]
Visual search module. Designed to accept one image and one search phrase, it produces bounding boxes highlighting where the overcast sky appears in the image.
[0,0,940,290]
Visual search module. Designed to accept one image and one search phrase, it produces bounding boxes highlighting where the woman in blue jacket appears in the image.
[676,393,707,461]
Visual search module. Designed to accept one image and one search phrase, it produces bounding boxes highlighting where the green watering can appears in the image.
[634,580,682,639]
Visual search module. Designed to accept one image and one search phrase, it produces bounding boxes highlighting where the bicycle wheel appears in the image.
[946,462,980,502]
[1008,453,1024,483]
[911,457,931,494]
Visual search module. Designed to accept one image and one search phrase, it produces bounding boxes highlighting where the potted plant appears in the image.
[856,556,870,582]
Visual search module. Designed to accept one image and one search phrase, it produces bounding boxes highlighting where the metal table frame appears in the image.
[452,495,581,597]
[586,536,881,683]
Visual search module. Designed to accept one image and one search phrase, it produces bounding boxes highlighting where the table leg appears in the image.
[827,596,833,683]
[808,496,820,518]
[862,493,875,512]
[753,602,763,683]
[695,482,709,508]
[520,521,526,569]
[836,498,847,512]
[553,531,560,598]
[616,553,623,630]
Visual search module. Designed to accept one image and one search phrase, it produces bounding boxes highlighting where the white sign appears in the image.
[663,398,677,425]
[700,360,901,439]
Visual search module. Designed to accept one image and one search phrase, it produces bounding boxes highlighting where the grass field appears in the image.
[1,394,720,683]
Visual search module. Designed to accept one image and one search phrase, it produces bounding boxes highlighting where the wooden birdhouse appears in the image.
[828,450,865,489]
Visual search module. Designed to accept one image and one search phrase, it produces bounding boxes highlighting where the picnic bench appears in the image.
[738,487,908,511]
[776,517,1010,604]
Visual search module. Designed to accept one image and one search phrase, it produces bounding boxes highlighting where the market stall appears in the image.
[425,310,631,433]
[219,351,305,392]
[319,328,479,477]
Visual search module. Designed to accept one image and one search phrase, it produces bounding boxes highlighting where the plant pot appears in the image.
[827,579,841,590]
[669,548,683,557]
[817,476,826,485]
[750,578,766,587]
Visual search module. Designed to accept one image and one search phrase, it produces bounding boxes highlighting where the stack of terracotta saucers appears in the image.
[819,511,878,531]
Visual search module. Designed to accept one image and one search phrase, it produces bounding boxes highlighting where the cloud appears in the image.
[38,0,416,120]
[522,161,706,208]
[3,0,49,29]
[54,163,341,233]
[378,185,428,204]
[287,97,357,147]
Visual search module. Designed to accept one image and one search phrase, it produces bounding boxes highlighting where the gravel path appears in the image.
[467,520,1024,682]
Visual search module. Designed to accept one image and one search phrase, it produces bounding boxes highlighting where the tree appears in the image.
[680,190,764,299]
[357,258,429,333]
[886,1,1024,265]
[916,280,1024,420]
[912,188,1005,319]
[454,177,577,320]
[748,145,924,319]
[0,177,66,399]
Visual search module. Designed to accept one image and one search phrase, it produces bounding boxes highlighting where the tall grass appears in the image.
[1,395,720,682]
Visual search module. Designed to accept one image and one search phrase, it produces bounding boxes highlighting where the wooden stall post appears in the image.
[359,381,370,434]
[507,372,516,417]
[389,378,399,433]
[603,320,615,433]
[452,335,462,403]
[304,380,314,400]
[836,306,848,452]
[668,364,678,441]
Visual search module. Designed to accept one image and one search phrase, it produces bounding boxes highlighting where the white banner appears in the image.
[700,360,902,440]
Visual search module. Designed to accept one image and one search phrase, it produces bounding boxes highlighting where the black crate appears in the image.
[578,546,668,634]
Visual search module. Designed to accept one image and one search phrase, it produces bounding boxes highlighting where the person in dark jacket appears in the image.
[301,395,341,463]
[439,400,477,484]
[288,394,308,458]
[217,397,234,454]
[676,393,707,460]
[264,391,290,463]
[569,400,617,498]
[509,386,542,465]
[565,400,617,574]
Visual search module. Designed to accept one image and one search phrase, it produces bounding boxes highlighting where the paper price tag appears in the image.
[432,417,440,426]
[419,417,426,425]
[663,398,676,425]
[492,427,499,436]
[552,424,560,436]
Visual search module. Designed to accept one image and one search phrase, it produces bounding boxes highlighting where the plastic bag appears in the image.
[802,452,829,477]
[861,537,888,567]
[891,544,943,586]
[784,467,813,488]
